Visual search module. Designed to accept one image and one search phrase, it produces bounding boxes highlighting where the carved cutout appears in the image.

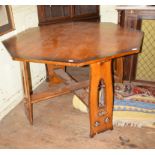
[98,79,105,108]
[94,121,100,127]
[98,110,105,116]
[104,117,110,123]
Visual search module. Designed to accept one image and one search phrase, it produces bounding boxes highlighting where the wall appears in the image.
[0,5,46,120]
[0,5,118,120]
[100,5,118,23]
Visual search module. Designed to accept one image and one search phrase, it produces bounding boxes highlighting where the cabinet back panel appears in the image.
[136,19,155,82]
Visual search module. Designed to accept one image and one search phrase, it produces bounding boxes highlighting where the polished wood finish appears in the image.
[20,62,33,124]
[3,22,143,66]
[89,60,113,137]
[37,5,100,83]
[3,22,143,137]
[117,9,155,83]
[55,69,89,107]
[37,5,100,26]
[31,80,89,104]
[113,57,124,83]
[45,64,64,84]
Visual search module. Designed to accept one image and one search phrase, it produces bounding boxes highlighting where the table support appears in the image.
[21,62,33,124]
[20,60,114,137]
[46,64,64,84]
[89,60,113,137]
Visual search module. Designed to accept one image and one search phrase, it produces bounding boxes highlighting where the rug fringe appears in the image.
[72,95,155,128]
[113,119,155,128]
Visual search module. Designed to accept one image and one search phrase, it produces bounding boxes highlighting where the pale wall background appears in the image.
[100,5,118,23]
[0,5,46,120]
[0,5,118,120]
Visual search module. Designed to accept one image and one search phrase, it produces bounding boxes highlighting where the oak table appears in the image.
[3,22,143,137]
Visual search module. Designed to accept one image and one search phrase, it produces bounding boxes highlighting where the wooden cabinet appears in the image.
[73,5,99,19]
[37,5,100,84]
[117,8,155,86]
[37,5,100,25]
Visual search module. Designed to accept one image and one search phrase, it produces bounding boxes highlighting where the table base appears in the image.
[20,60,113,137]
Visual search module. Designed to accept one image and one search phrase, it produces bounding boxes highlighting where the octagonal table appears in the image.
[3,22,143,137]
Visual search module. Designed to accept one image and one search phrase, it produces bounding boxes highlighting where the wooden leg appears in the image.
[89,60,113,137]
[46,64,64,84]
[116,57,123,83]
[114,57,123,83]
[21,62,33,124]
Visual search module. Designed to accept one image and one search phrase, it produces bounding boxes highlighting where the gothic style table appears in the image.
[3,22,143,137]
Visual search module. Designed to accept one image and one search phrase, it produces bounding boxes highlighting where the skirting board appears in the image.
[0,73,46,121]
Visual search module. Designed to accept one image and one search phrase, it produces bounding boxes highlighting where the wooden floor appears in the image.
[0,67,155,148]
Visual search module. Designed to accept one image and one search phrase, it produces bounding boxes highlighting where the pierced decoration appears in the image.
[98,79,105,108]
[104,117,110,123]
[98,111,105,116]
[94,121,100,127]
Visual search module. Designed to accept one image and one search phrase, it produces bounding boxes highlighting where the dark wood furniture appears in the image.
[37,5,100,25]
[37,5,100,84]
[3,22,143,137]
[117,7,155,86]
[0,5,15,36]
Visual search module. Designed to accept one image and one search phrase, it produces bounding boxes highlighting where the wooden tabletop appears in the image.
[3,22,143,66]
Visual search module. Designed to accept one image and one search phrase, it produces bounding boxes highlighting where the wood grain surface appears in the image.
[3,22,143,66]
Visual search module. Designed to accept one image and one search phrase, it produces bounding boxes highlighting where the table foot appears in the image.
[24,99,33,125]
[46,64,64,84]
[89,60,114,137]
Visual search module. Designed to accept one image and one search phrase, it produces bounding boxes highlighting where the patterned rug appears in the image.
[73,83,155,128]
[113,83,155,128]
[115,83,155,104]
